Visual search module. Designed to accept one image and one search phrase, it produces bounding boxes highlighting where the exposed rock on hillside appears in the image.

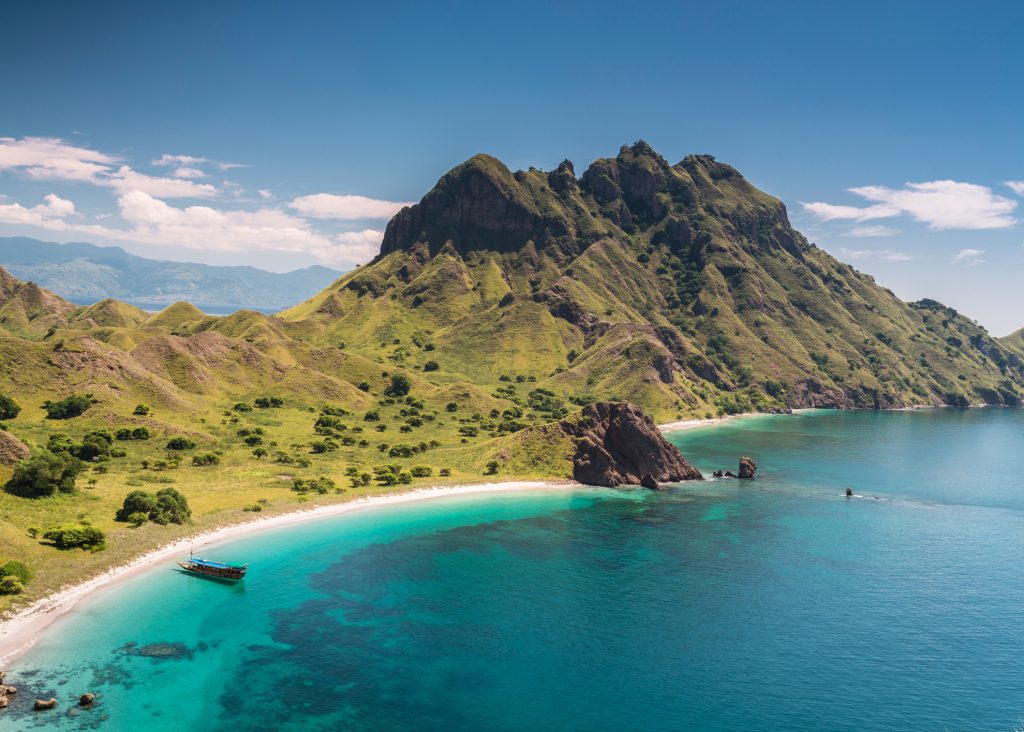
[558,402,702,487]
[0,430,30,466]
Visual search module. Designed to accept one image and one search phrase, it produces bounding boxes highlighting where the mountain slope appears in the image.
[1000,327,1024,360]
[282,143,1023,419]
[0,237,343,311]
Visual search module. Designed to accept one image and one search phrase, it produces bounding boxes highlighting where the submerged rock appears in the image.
[558,402,703,488]
[79,693,95,706]
[34,697,57,711]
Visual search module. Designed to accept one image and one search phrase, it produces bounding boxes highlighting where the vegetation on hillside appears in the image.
[0,141,1021,611]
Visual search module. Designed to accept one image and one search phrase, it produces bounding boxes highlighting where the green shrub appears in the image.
[42,393,94,419]
[74,431,114,461]
[133,404,150,416]
[384,374,411,397]
[439,468,452,477]
[233,402,253,412]
[485,460,499,475]
[116,488,190,525]
[0,394,21,420]
[5,452,84,498]
[116,426,152,441]
[0,575,24,595]
[423,361,439,372]
[410,465,432,478]
[291,477,337,494]
[0,560,32,585]
[356,381,371,392]
[116,490,158,521]
[166,436,196,450]
[191,453,220,466]
[42,523,106,550]
[127,511,148,527]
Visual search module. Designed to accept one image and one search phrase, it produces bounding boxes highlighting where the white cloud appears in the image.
[804,180,1017,230]
[64,191,379,267]
[801,201,898,222]
[0,193,77,230]
[1007,181,1024,196]
[848,225,900,237]
[104,166,217,198]
[153,153,245,173]
[257,189,272,199]
[0,136,117,182]
[309,229,384,266]
[0,137,218,198]
[953,248,985,264]
[172,166,206,179]
[839,247,913,262]
[289,193,411,220]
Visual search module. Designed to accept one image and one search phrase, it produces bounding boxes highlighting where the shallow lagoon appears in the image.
[8,408,1024,731]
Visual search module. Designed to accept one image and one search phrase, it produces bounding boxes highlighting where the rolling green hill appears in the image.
[1,142,1022,609]
[283,142,1024,417]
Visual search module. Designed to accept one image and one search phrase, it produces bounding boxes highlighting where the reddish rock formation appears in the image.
[738,456,757,479]
[559,402,703,488]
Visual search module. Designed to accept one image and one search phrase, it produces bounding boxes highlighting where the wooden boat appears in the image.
[177,556,247,581]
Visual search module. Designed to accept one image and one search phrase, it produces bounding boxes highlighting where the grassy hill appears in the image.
[1,141,1022,609]
[282,142,1024,418]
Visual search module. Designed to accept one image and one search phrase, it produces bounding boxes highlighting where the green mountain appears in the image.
[282,142,1024,418]
[1000,327,1024,361]
[2,142,1022,607]
[0,237,343,312]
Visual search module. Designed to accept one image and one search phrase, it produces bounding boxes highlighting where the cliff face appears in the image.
[559,402,703,487]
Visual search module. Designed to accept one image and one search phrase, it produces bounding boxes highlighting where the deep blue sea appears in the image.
[6,408,1024,731]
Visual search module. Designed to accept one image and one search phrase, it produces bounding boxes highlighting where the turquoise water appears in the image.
[6,408,1024,730]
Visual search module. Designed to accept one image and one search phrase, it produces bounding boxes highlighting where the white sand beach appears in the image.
[0,480,578,666]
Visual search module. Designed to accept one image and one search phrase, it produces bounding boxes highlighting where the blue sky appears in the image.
[1,1,1022,333]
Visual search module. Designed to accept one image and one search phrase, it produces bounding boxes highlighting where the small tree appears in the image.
[423,361,439,372]
[0,394,21,420]
[0,575,23,595]
[42,393,94,419]
[0,560,32,585]
[484,460,499,475]
[42,523,106,550]
[5,452,84,498]
[165,436,196,451]
[116,490,159,521]
[155,488,191,524]
[384,374,411,397]
[252,447,268,459]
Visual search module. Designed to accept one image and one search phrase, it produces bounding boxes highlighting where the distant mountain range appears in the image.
[0,237,343,312]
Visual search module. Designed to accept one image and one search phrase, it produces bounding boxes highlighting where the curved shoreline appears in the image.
[0,480,578,666]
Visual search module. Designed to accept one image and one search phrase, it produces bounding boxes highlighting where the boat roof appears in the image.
[191,557,245,570]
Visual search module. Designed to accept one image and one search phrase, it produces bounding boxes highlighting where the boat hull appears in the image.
[177,561,247,581]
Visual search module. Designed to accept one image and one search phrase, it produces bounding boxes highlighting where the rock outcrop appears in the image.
[738,456,757,479]
[34,697,57,711]
[79,693,95,706]
[559,402,702,488]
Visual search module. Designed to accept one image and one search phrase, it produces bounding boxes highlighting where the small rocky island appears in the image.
[558,402,703,488]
